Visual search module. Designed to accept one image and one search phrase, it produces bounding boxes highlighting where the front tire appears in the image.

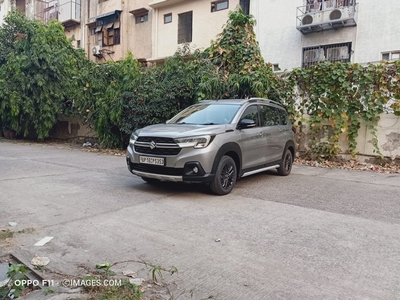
[277,149,293,176]
[210,156,237,195]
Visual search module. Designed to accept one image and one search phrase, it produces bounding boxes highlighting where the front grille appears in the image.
[137,137,175,143]
[132,163,183,176]
[135,136,181,156]
[134,146,181,155]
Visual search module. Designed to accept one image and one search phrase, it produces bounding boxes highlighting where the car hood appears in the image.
[137,123,233,138]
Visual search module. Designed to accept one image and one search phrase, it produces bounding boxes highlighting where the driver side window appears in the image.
[240,105,260,127]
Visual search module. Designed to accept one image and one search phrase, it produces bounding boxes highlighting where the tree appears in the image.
[204,7,275,99]
[0,11,88,138]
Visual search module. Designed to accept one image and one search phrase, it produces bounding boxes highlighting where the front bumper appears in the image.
[126,146,216,183]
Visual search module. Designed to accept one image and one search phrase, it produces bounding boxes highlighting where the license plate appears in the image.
[139,156,164,166]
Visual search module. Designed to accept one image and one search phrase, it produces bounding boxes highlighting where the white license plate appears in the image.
[139,156,164,166]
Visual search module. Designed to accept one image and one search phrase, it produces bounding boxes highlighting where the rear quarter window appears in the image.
[277,108,289,125]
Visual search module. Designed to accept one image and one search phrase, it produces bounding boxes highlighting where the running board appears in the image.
[241,165,280,178]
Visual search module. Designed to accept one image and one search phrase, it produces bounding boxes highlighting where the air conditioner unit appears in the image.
[92,45,102,56]
[326,46,349,61]
[301,12,323,26]
[327,7,354,22]
[304,48,325,63]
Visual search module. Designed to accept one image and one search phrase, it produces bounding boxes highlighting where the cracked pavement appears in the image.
[1,140,400,299]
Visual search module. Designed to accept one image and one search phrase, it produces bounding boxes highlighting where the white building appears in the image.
[253,0,400,71]
[148,0,242,62]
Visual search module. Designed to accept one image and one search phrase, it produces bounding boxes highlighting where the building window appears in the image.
[302,42,351,68]
[164,13,172,24]
[382,51,400,61]
[77,40,81,48]
[135,14,148,24]
[211,0,229,12]
[240,0,250,15]
[90,27,96,35]
[102,21,120,46]
[272,64,280,72]
[178,11,192,44]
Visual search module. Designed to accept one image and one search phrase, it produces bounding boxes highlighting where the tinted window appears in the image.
[240,105,259,127]
[260,105,279,126]
[277,109,288,125]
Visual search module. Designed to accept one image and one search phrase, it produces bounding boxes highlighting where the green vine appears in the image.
[280,61,400,159]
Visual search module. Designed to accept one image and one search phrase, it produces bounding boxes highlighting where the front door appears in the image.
[237,105,266,169]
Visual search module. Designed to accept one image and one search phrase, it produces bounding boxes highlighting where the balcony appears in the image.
[296,0,357,34]
[35,0,81,27]
[59,0,81,27]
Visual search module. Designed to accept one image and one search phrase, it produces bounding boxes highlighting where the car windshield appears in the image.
[167,104,241,125]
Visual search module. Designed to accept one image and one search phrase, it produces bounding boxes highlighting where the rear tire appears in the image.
[210,156,237,195]
[141,177,160,184]
[277,149,293,176]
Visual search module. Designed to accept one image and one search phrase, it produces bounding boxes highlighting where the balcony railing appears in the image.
[58,0,81,27]
[296,0,357,34]
[35,0,80,27]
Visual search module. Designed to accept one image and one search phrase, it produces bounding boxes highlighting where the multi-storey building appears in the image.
[147,0,242,63]
[253,0,400,71]
[87,0,249,63]
[86,0,152,62]
[2,0,399,68]
[0,0,82,48]
[0,0,249,63]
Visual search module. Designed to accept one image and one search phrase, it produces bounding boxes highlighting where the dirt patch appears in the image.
[295,158,400,174]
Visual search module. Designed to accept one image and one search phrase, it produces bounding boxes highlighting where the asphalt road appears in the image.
[1,140,399,300]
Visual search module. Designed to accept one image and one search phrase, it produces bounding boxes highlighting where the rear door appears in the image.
[259,105,286,163]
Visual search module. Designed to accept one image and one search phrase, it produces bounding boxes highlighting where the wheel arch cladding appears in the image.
[284,140,296,158]
[211,142,242,176]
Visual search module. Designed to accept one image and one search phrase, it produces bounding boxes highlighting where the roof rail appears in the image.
[249,98,284,107]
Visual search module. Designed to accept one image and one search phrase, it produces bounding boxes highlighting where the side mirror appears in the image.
[237,119,256,129]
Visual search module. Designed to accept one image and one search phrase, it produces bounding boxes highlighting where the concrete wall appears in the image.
[151,0,240,60]
[353,1,400,64]
[254,0,400,70]
[64,26,82,48]
[49,116,96,141]
[125,0,152,60]
[298,113,400,159]
[0,0,11,24]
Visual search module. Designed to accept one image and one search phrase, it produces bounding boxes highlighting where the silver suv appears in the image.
[126,98,296,195]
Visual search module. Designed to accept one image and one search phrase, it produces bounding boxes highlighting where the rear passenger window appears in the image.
[240,105,260,127]
[260,105,280,126]
[277,109,288,125]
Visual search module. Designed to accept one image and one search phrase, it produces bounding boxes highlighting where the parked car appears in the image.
[126,98,296,195]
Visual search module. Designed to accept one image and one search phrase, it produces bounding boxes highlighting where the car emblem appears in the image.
[150,141,157,149]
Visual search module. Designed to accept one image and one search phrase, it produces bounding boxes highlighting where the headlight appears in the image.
[175,135,214,149]
[129,131,140,146]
